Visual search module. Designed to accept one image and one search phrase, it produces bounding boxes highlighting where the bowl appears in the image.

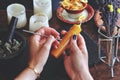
[61,2,87,14]
[0,28,26,60]
[56,4,94,24]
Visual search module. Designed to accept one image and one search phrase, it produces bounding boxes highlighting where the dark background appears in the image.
[0,0,99,80]
[0,0,33,10]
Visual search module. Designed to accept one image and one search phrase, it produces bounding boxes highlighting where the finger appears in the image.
[69,35,80,54]
[77,34,87,49]
[62,51,67,58]
[66,34,77,51]
[36,27,60,38]
[38,36,56,59]
[70,35,77,47]
[62,51,70,61]
[61,30,67,37]
[77,34,88,58]
[43,35,56,49]
[52,40,59,49]
[72,34,77,43]
[34,36,56,69]
[61,30,67,35]
[29,34,41,48]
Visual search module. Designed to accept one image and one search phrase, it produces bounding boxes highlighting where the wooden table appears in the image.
[0,9,120,80]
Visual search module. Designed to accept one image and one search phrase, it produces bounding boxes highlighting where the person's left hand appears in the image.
[61,30,93,80]
[28,27,60,74]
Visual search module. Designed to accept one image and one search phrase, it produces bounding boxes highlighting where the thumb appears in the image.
[38,35,55,59]
[44,35,55,49]
[70,35,80,53]
[70,35,77,47]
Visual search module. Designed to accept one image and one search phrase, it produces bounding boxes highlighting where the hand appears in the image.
[29,27,60,73]
[62,30,93,80]
[15,27,60,80]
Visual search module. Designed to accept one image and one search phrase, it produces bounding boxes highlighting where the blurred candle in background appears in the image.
[33,0,52,20]
[7,3,27,29]
[29,13,49,31]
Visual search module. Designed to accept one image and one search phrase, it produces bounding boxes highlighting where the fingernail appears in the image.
[73,35,76,40]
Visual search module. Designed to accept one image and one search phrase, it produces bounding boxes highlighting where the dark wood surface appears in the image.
[0,2,120,80]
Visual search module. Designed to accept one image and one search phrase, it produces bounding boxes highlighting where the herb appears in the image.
[0,39,21,58]
[96,0,120,37]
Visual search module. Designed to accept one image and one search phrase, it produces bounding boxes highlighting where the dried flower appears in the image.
[96,0,120,37]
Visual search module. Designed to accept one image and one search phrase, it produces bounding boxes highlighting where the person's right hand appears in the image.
[28,27,60,74]
[62,30,93,80]
[15,27,60,80]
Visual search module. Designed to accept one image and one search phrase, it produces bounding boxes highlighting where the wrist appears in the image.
[71,69,93,80]
[15,67,39,80]
[78,70,93,80]
[27,66,41,79]
[28,62,44,75]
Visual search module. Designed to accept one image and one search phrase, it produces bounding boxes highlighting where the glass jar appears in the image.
[33,0,52,20]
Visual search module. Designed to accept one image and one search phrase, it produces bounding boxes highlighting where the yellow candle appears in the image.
[51,24,82,58]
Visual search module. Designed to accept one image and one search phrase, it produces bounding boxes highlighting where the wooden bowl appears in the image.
[0,28,26,60]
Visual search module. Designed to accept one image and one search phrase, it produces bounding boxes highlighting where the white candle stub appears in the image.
[7,3,27,28]
[29,13,49,31]
[33,0,52,20]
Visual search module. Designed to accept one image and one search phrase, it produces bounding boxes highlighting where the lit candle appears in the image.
[7,3,27,29]
[33,0,52,20]
[29,13,49,31]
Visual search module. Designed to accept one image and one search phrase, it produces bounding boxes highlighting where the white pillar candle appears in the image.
[7,3,27,29]
[29,13,49,31]
[33,0,52,20]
